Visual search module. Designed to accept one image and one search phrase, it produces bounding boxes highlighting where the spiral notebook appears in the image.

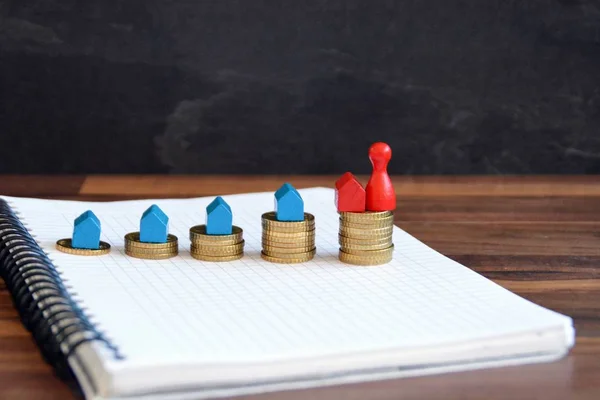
[0,188,574,400]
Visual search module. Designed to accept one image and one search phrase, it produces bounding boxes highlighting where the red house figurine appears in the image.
[335,172,366,212]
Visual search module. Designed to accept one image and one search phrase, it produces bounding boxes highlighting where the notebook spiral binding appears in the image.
[0,199,122,381]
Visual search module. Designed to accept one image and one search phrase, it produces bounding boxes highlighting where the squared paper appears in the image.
[1,188,573,378]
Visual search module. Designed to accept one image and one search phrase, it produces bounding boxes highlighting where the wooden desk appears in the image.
[1,175,599,399]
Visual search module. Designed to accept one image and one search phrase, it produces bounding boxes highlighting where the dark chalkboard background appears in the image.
[1,1,599,174]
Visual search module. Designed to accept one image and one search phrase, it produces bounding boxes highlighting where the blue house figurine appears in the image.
[72,210,101,249]
[206,196,233,235]
[274,183,304,221]
[140,204,169,243]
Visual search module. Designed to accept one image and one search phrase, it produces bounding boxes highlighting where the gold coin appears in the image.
[338,234,392,246]
[338,254,392,266]
[338,233,392,242]
[124,246,179,254]
[190,252,244,262]
[339,245,394,257]
[260,251,315,264]
[262,236,315,246]
[262,248,316,259]
[340,226,394,237]
[55,239,111,256]
[125,243,178,251]
[124,232,178,248]
[190,241,245,255]
[261,212,315,229]
[262,213,315,223]
[262,223,315,233]
[339,241,394,251]
[190,249,241,257]
[262,238,315,247]
[190,238,243,247]
[339,211,393,222]
[339,233,392,242]
[189,225,243,244]
[339,232,392,242]
[124,243,177,249]
[338,249,394,266]
[262,228,315,238]
[338,229,393,240]
[125,249,178,260]
[125,242,178,250]
[262,244,315,254]
[339,216,394,229]
[261,238,316,248]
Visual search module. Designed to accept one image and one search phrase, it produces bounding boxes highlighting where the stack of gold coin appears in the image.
[124,232,178,259]
[338,211,394,265]
[261,212,316,263]
[189,225,244,261]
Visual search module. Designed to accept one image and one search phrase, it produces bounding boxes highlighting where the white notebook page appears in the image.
[2,188,572,369]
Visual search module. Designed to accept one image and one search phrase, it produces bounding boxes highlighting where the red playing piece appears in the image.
[365,142,396,211]
[335,172,366,212]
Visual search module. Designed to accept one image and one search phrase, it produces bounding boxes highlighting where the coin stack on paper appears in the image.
[124,232,179,259]
[338,211,394,265]
[189,225,245,261]
[260,211,316,264]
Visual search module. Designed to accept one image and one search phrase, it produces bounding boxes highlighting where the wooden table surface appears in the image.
[1,175,599,399]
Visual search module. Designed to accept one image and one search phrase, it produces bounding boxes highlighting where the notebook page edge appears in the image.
[105,351,569,400]
[95,324,571,399]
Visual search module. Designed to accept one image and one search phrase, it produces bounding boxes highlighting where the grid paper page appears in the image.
[2,188,571,366]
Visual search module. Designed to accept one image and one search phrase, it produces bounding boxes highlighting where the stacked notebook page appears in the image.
[0,188,574,400]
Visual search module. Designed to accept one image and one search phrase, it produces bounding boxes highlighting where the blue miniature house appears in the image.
[140,204,169,243]
[72,210,101,249]
[206,196,233,235]
[274,183,304,221]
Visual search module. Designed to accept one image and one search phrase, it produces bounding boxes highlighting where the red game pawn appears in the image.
[335,172,366,212]
[365,142,396,211]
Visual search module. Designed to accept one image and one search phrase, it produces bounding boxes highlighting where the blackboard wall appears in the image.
[1,1,599,174]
